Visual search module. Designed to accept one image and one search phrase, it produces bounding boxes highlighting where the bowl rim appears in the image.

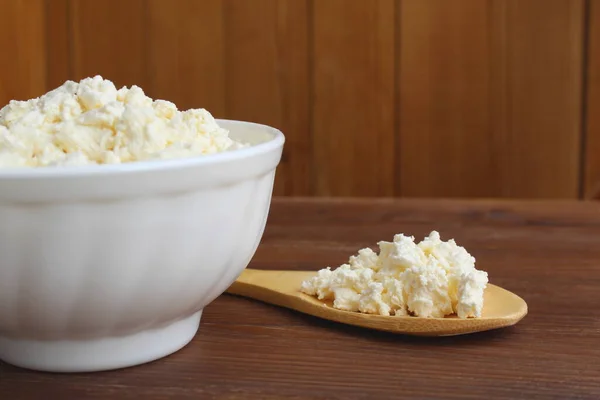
[0,119,285,180]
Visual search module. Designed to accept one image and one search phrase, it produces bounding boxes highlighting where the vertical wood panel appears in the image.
[70,0,147,88]
[224,0,310,196]
[584,0,600,199]
[147,0,226,116]
[0,1,590,200]
[0,0,47,106]
[501,0,584,198]
[399,0,584,199]
[399,0,583,197]
[45,0,70,89]
[398,0,493,198]
[313,0,395,197]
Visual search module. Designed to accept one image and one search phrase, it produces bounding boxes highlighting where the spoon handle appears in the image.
[226,269,314,310]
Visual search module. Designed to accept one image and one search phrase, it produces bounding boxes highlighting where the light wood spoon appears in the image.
[226,268,528,336]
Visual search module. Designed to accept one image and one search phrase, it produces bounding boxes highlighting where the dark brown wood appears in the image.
[585,0,600,199]
[0,1,592,199]
[1,198,599,399]
[398,0,584,199]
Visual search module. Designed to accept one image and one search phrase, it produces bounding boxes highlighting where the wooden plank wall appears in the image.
[400,0,584,198]
[0,0,595,199]
[585,0,600,199]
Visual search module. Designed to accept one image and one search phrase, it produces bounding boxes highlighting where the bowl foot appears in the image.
[0,311,202,373]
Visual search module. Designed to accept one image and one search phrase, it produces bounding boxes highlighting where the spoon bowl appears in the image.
[226,269,528,336]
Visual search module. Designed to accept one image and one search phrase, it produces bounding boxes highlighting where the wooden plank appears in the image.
[0,0,47,106]
[3,198,600,397]
[223,0,310,196]
[44,0,70,90]
[500,0,584,198]
[312,0,395,197]
[584,0,600,199]
[70,0,147,88]
[399,0,584,199]
[147,0,226,116]
[398,0,492,198]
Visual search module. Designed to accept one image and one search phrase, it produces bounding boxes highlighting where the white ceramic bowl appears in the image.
[0,120,284,373]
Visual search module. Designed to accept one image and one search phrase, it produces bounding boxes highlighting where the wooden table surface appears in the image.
[1,198,599,399]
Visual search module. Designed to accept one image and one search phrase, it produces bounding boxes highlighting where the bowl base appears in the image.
[0,311,202,373]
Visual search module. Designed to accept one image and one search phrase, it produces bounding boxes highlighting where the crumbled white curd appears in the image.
[300,231,488,318]
[0,75,245,167]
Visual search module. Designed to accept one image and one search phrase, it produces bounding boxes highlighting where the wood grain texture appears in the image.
[224,0,310,196]
[399,0,584,199]
[146,0,226,116]
[312,0,395,196]
[44,0,70,89]
[70,0,147,88]
[0,0,47,106]
[585,0,600,199]
[399,0,493,198]
[1,198,599,399]
[498,0,584,198]
[0,1,592,199]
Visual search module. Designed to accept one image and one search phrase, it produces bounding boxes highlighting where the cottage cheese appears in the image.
[300,231,488,318]
[0,75,245,167]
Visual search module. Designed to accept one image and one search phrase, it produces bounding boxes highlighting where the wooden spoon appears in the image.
[225,268,528,336]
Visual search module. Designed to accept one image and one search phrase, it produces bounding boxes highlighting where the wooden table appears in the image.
[1,198,599,399]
